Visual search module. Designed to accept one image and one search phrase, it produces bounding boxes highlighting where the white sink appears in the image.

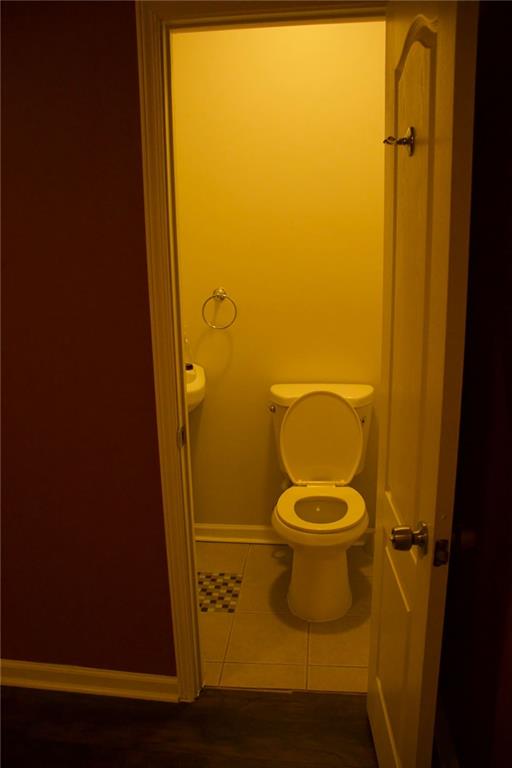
[185,364,205,412]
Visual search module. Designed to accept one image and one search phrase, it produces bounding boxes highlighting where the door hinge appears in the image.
[177,425,186,448]
[433,539,450,567]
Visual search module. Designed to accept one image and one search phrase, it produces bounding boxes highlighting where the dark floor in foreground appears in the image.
[1,685,377,767]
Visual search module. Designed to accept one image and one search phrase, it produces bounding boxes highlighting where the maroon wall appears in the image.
[1,1,176,676]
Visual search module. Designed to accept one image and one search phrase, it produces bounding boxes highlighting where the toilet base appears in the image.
[287,545,352,622]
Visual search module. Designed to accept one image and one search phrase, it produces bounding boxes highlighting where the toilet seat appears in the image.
[276,392,366,535]
[275,485,366,533]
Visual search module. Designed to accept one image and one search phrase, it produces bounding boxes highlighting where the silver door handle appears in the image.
[390,522,428,552]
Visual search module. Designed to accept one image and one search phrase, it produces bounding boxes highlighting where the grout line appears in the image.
[216,617,235,688]
[240,544,251,576]
[219,605,237,684]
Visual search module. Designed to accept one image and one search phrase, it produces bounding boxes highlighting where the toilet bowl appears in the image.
[270,387,372,622]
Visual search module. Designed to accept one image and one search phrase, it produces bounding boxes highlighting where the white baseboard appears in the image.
[195,523,282,544]
[195,523,374,547]
[1,659,179,702]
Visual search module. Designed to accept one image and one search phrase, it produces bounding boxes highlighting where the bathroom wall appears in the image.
[172,21,385,528]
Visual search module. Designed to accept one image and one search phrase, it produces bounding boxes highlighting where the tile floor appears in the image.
[196,542,372,693]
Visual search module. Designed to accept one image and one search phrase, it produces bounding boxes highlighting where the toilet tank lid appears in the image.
[270,383,374,408]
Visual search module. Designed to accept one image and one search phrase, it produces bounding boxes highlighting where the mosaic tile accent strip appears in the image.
[197,571,243,613]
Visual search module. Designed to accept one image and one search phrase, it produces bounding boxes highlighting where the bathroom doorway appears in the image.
[136,2,477,765]
[170,17,384,694]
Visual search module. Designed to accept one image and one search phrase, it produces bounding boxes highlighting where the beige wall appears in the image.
[171,21,385,527]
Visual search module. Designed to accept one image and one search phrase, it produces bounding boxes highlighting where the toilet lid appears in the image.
[280,391,363,486]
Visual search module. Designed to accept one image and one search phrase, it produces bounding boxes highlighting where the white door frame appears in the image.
[135,0,471,704]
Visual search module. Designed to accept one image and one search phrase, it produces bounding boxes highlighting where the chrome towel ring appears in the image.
[201,287,238,330]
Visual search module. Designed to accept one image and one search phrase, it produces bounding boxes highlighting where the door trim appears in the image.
[135,0,386,702]
[136,2,201,701]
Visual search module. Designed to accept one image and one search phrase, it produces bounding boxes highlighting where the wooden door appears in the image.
[367,3,478,766]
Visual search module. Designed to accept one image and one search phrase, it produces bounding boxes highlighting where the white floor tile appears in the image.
[348,570,373,616]
[309,614,370,667]
[243,544,292,581]
[237,576,290,614]
[348,548,373,614]
[199,612,234,662]
[226,611,308,665]
[236,544,291,613]
[202,662,222,686]
[221,662,306,690]
[308,665,368,693]
[348,545,373,577]
[195,542,249,574]
[196,542,373,691]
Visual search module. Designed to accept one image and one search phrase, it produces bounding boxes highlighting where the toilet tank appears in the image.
[269,383,374,476]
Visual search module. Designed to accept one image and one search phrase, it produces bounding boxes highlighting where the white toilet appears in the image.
[269,383,374,622]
